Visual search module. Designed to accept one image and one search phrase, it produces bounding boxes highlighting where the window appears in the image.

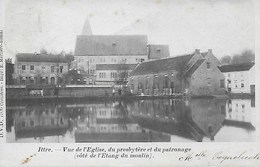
[51,66,55,73]
[164,75,169,88]
[30,65,34,70]
[221,105,225,114]
[242,104,245,109]
[30,120,34,126]
[22,65,26,70]
[146,76,149,89]
[241,80,244,88]
[220,79,225,88]
[30,77,34,84]
[99,72,106,78]
[60,66,63,73]
[207,62,210,69]
[111,58,117,63]
[51,118,54,125]
[154,75,158,89]
[228,73,230,77]
[100,58,106,63]
[21,77,26,85]
[207,78,211,86]
[111,72,117,78]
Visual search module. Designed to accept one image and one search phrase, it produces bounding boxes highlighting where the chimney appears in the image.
[208,49,212,53]
[195,49,200,54]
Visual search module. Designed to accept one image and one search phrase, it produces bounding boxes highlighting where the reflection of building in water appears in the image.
[129,99,205,142]
[187,98,226,141]
[13,105,69,141]
[223,99,255,130]
[74,102,150,142]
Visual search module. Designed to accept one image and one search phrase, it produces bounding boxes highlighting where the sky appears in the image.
[3,0,255,60]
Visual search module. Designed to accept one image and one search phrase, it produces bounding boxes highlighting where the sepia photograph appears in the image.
[3,0,256,145]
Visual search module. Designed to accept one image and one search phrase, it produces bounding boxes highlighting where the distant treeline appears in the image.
[220,49,255,65]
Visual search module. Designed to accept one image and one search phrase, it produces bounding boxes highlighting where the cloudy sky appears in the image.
[3,0,255,60]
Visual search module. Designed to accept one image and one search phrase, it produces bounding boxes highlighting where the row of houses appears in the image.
[128,49,255,96]
[7,49,255,96]
[6,19,254,96]
[8,35,169,86]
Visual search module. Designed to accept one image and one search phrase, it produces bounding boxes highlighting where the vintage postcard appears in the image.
[0,0,259,166]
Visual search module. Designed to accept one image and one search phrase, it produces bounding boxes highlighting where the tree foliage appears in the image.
[115,62,129,85]
[62,69,84,85]
[220,55,232,65]
[220,49,255,65]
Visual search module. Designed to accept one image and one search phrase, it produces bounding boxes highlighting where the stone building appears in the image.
[218,62,255,94]
[13,53,71,85]
[5,58,14,85]
[73,34,170,85]
[73,35,148,85]
[129,49,226,96]
[148,45,170,60]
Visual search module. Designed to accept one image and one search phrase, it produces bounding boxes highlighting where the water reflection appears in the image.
[6,98,256,142]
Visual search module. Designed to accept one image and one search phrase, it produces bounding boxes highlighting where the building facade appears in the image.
[14,53,70,85]
[73,34,171,85]
[148,45,170,60]
[218,62,255,94]
[5,58,14,85]
[73,35,148,85]
[129,49,226,96]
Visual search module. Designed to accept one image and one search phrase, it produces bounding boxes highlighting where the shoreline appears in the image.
[6,93,254,105]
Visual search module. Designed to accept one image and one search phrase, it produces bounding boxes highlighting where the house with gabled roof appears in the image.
[73,34,171,85]
[218,62,255,94]
[73,35,148,85]
[14,53,71,86]
[129,49,226,96]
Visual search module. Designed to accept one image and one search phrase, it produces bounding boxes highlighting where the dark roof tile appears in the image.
[130,54,195,76]
[74,35,148,56]
[185,59,205,77]
[16,53,71,63]
[218,62,254,72]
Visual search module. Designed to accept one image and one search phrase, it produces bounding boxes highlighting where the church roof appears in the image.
[74,35,148,56]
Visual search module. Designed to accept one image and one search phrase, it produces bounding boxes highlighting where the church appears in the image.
[73,19,169,85]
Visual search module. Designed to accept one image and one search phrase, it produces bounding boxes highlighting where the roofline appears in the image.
[138,52,195,64]
[76,34,148,37]
[74,54,148,56]
[218,62,255,72]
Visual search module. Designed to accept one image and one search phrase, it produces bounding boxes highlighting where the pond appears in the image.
[6,98,256,142]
